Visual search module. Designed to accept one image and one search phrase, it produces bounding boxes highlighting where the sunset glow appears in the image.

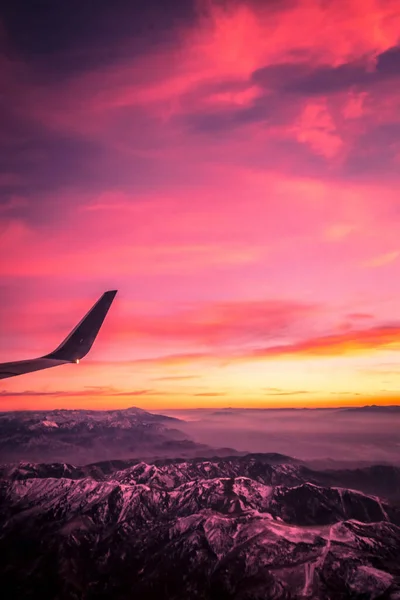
[1,0,400,410]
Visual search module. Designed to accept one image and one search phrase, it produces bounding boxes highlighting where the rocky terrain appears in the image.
[1,453,400,599]
[0,407,239,463]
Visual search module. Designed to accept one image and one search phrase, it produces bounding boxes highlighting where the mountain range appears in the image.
[1,407,400,599]
[0,407,239,463]
[1,454,400,598]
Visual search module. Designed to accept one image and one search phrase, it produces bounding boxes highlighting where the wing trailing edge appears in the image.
[0,290,117,380]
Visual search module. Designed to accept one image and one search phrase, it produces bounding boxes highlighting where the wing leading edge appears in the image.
[0,290,117,380]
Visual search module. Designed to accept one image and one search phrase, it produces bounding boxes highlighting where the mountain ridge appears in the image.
[0,406,243,463]
[1,453,400,599]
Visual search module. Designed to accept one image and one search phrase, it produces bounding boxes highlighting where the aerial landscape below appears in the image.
[1,406,400,599]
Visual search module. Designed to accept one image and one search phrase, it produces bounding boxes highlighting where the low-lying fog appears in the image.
[153,408,400,465]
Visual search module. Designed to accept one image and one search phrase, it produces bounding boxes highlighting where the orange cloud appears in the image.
[364,250,400,267]
[325,223,356,240]
[125,323,400,369]
[248,324,400,359]
[194,392,226,397]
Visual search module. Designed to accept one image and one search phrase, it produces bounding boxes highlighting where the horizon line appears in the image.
[1,403,400,414]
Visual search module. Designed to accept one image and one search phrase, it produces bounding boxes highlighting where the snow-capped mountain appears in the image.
[1,454,399,599]
[0,407,240,463]
[2,453,400,500]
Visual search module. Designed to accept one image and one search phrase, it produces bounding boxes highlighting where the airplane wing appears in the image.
[0,290,117,380]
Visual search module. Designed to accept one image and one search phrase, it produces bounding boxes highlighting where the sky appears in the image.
[1,0,400,411]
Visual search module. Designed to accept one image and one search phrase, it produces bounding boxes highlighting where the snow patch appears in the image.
[302,560,316,597]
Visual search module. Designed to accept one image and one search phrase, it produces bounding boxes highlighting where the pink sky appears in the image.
[1,0,400,409]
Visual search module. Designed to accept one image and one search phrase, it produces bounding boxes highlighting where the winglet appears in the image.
[44,290,118,362]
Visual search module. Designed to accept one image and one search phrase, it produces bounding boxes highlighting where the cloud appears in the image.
[364,250,400,267]
[0,292,319,353]
[0,388,153,398]
[151,375,200,381]
[112,299,318,347]
[283,45,400,96]
[247,324,400,359]
[364,369,400,377]
[264,389,314,396]
[293,99,344,158]
[127,322,400,369]
[194,392,227,397]
[324,223,356,241]
[2,0,400,412]
[346,313,375,321]
[132,353,214,367]
[342,92,369,119]
[329,391,360,395]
